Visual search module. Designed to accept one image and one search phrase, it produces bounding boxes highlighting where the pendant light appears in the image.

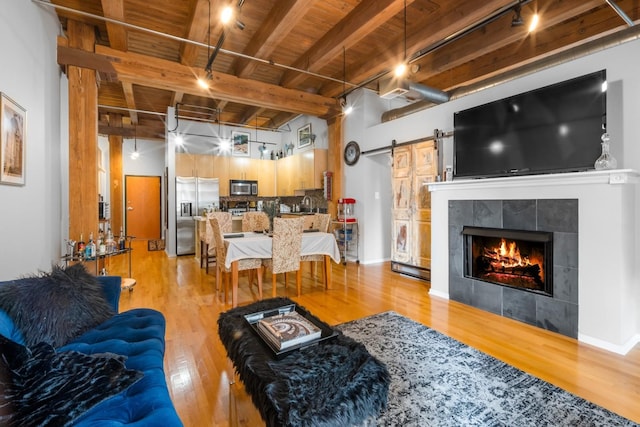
[341,46,353,115]
[130,125,140,160]
[394,0,408,77]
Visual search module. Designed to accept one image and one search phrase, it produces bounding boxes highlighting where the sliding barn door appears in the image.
[391,140,437,279]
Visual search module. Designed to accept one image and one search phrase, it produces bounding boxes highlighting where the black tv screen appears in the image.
[454,70,606,179]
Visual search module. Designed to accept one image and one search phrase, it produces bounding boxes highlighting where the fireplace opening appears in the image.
[462,226,553,296]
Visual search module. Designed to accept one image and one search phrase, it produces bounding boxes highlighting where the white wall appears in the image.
[0,2,61,280]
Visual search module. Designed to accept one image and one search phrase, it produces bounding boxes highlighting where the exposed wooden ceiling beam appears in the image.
[345,0,515,90]
[121,82,138,125]
[57,41,339,118]
[234,0,312,78]
[93,45,340,118]
[100,0,127,50]
[415,0,606,80]
[428,4,640,92]
[98,123,164,139]
[280,0,414,90]
[180,0,211,66]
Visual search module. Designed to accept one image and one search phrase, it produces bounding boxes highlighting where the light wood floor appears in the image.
[109,241,640,426]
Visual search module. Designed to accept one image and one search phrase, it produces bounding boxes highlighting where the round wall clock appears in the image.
[344,141,360,166]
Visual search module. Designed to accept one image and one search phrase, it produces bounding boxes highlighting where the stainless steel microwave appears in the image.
[230,179,258,196]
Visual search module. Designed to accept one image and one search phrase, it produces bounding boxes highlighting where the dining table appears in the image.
[223,231,341,307]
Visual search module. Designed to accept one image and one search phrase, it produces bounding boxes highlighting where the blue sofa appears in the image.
[0,273,183,426]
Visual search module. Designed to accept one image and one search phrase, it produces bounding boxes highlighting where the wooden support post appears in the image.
[68,20,98,243]
[109,114,124,233]
[326,116,343,219]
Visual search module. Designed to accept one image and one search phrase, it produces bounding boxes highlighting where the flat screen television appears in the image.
[453,70,607,179]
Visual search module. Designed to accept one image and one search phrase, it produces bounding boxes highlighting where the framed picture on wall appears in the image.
[297,123,312,148]
[232,131,250,157]
[0,93,26,186]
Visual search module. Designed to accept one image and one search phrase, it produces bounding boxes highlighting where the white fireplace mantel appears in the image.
[428,169,640,354]
[428,169,640,192]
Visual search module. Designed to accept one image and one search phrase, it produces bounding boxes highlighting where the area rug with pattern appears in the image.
[337,311,637,427]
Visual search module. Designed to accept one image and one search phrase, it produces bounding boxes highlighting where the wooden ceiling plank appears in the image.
[90,45,339,118]
[238,106,264,126]
[235,0,313,78]
[101,0,127,51]
[280,0,412,89]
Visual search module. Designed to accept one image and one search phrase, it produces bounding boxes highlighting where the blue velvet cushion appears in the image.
[59,308,183,426]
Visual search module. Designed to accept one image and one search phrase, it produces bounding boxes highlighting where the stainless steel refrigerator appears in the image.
[175,177,219,255]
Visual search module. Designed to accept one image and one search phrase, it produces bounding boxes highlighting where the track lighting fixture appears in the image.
[511,3,524,27]
[201,0,245,85]
[221,2,245,30]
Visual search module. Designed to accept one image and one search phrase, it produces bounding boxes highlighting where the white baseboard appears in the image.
[359,258,390,265]
[429,289,449,300]
[578,332,640,355]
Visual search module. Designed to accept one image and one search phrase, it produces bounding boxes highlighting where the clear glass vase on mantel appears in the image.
[594,133,617,170]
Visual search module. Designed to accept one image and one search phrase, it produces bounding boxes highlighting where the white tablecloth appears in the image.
[223,232,341,269]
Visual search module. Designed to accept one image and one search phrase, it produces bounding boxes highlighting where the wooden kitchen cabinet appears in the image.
[276,149,327,196]
[294,149,327,190]
[258,160,276,196]
[175,152,195,176]
[212,156,229,196]
[276,155,295,196]
[195,154,215,178]
[229,157,258,181]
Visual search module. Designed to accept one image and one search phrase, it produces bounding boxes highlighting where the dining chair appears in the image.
[263,217,305,297]
[211,217,263,306]
[203,212,232,274]
[242,211,270,232]
[301,213,332,285]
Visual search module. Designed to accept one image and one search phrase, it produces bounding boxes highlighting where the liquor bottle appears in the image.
[118,226,126,251]
[77,233,86,256]
[106,227,117,253]
[85,232,96,259]
[98,228,105,254]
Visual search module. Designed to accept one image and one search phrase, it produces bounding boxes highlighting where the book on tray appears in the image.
[257,311,322,350]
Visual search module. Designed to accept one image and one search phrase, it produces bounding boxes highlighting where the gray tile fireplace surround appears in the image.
[449,199,578,338]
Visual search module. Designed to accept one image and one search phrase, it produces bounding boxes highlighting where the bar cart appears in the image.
[332,198,359,265]
[62,235,136,291]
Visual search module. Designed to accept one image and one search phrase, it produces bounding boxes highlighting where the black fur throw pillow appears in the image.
[0,264,115,347]
[0,335,143,427]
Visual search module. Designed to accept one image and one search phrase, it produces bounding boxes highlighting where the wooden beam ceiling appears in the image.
[48,0,639,140]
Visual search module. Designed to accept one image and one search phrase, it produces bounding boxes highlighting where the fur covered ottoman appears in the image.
[218,298,390,427]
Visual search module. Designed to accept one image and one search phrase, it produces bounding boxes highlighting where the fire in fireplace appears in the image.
[462,226,553,296]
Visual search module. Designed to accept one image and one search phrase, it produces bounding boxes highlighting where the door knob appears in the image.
[127,207,134,211]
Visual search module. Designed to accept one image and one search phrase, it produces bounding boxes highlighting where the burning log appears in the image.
[475,255,543,285]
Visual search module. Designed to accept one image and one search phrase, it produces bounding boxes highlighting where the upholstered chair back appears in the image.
[242,211,270,232]
[206,212,232,256]
[312,213,331,232]
[269,217,304,274]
